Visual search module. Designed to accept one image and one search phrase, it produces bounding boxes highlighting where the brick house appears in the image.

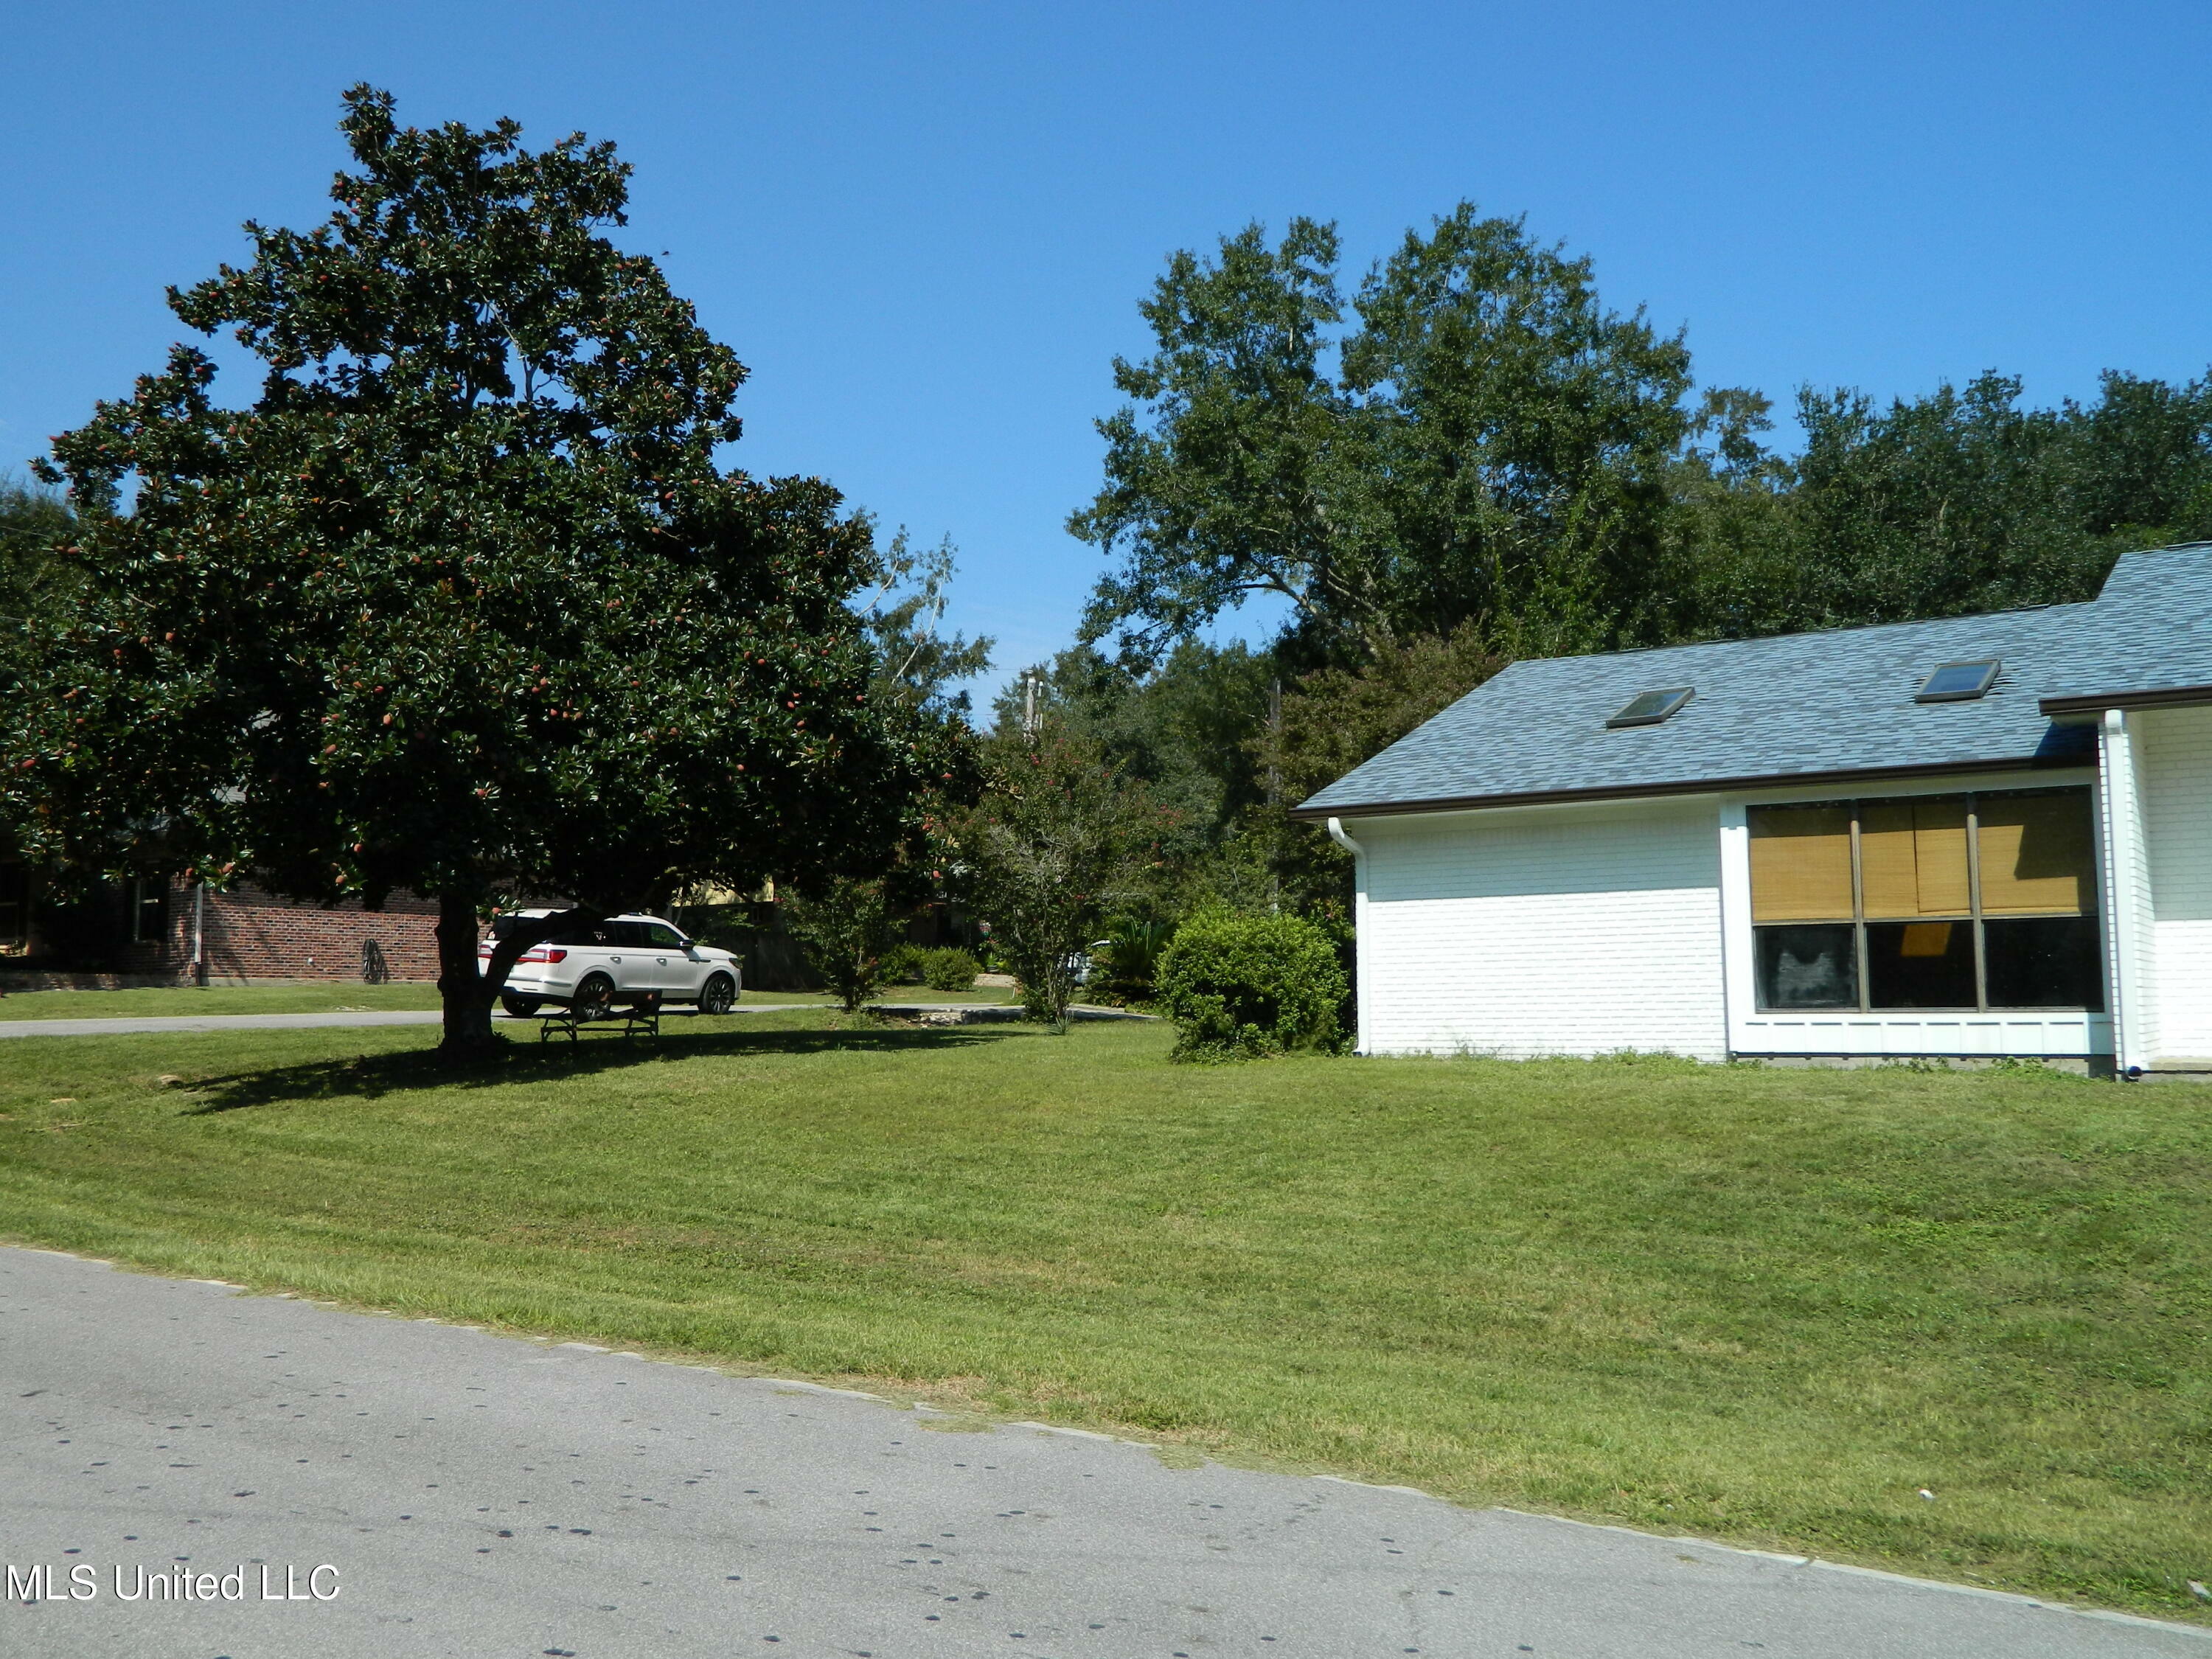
[0,866,442,985]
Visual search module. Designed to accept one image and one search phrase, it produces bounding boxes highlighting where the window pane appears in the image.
[1756,923,1859,1009]
[1860,796,1970,918]
[1749,804,1855,922]
[645,923,685,948]
[1866,919,1978,1008]
[1983,916,2105,1009]
[1977,790,2096,916]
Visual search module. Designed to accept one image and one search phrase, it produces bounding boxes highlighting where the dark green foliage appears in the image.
[0,476,74,630]
[948,730,1174,1026]
[993,639,1273,889]
[1067,206,2212,928]
[919,945,980,991]
[1686,371,2212,637]
[785,877,900,1012]
[878,941,927,984]
[1091,915,1172,1004]
[1072,206,1725,664]
[1071,218,1350,659]
[3,88,952,1050]
[1251,623,1507,915]
[1155,908,1346,1061]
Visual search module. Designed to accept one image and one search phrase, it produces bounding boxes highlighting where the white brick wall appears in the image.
[2138,704,2212,1060]
[1352,799,1728,1060]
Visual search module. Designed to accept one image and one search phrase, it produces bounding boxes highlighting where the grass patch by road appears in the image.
[0,983,1016,1020]
[0,983,446,1020]
[0,1015,2205,1619]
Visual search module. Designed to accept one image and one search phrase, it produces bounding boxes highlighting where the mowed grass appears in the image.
[0,982,448,1020]
[0,1016,2206,1619]
[0,982,1015,1020]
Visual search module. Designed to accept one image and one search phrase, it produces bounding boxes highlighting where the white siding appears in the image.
[1353,799,1727,1060]
[2137,704,2212,1061]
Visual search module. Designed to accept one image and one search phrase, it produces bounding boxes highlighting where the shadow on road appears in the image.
[181,1018,1024,1113]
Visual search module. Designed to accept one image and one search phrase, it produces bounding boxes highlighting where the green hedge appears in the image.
[919,946,981,992]
[1154,909,1347,1062]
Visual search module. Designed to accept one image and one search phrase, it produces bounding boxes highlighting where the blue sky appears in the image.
[4,2,2208,696]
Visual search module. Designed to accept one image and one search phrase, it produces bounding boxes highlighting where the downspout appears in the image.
[2098,709,2144,1077]
[192,881,206,988]
[1326,818,1370,1057]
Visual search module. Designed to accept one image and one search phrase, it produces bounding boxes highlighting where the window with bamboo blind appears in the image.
[1976,790,2096,915]
[1747,804,1853,921]
[1746,788,2101,1012]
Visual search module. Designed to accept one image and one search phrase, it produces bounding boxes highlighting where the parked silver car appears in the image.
[482,910,741,1018]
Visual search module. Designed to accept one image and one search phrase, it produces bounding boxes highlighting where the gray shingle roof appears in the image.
[1297,543,2212,818]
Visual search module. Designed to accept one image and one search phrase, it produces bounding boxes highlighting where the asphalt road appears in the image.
[1,1246,2203,1659]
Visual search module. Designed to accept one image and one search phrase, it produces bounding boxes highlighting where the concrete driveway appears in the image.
[1,1246,2202,1658]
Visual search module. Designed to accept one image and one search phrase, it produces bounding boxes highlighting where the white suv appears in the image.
[483,911,742,1019]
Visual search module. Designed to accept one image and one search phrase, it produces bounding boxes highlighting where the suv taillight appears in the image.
[544,947,567,964]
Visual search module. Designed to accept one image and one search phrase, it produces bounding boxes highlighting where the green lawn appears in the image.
[0,982,1015,1020]
[0,1015,2205,1620]
[0,983,447,1020]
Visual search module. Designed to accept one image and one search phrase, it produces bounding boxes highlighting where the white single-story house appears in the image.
[1295,543,2212,1074]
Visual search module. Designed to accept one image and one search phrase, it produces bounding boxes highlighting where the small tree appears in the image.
[2,88,953,1054]
[950,731,1169,1025]
[785,877,901,1013]
[1154,908,1346,1061]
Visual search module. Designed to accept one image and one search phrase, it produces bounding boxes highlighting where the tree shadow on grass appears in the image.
[180,1020,1025,1114]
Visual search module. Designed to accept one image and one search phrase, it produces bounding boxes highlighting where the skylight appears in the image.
[1916,660,2000,703]
[1607,687,1694,728]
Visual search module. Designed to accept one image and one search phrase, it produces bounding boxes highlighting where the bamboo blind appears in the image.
[1748,804,1854,921]
[1977,791,2095,915]
[1859,796,1971,918]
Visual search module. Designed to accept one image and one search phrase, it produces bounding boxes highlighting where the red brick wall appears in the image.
[141,881,445,983]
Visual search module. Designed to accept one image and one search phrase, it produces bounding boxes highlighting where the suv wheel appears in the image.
[699,973,737,1015]
[500,995,542,1018]
[572,973,616,1020]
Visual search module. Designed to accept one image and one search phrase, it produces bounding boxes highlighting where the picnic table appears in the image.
[538,994,661,1043]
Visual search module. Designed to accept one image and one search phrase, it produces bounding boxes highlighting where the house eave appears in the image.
[1290,751,2090,824]
[2038,682,2212,720]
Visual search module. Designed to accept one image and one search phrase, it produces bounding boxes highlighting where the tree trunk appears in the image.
[435,892,498,1054]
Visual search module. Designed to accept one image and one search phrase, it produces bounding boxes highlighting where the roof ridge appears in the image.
[1500,597,2094,673]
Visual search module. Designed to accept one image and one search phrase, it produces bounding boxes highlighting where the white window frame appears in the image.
[1719,765,2114,1059]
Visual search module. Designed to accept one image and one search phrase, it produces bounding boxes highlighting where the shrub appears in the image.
[1091,917,1172,1006]
[919,946,981,992]
[785,877,900,1013]
[1154,909,1348,1062]
[879,942,927,984]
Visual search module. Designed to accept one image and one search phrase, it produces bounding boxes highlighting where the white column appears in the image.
[1328,818,1371,1056]
[2100,710,2152,1071]
[1717,801,1755,1056]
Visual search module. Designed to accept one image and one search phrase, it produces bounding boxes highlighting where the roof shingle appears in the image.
[1297,544,2212,818]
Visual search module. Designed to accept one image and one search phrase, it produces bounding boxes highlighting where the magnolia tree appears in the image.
[3,88,956,1051]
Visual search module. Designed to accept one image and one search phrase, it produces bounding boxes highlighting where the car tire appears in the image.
[572,973,616,1020]
[500,995,542,1018]
[699,973,737,1015]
